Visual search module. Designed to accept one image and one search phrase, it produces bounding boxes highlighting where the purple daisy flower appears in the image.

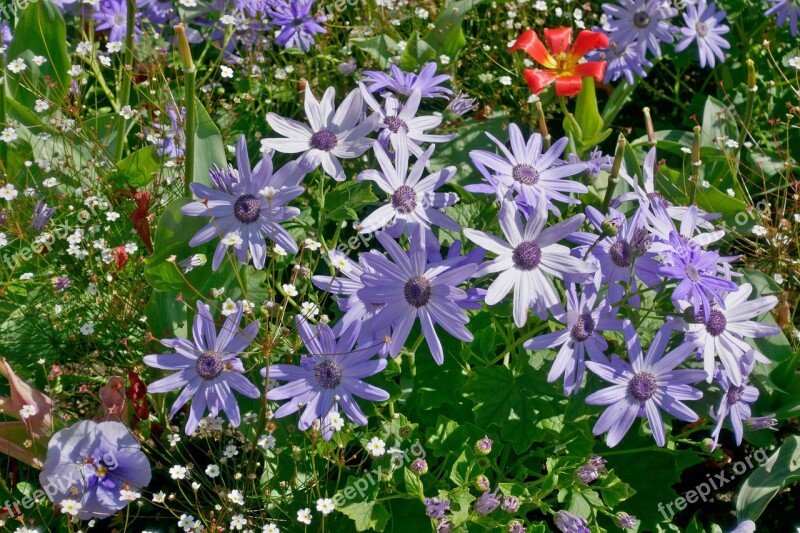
[261,85,378,181]
[468,124,588,215]
[356,141,459,238]
[93,0,142,43]
[602,0,677,58]
[709,350,758,448]
[357,227,476,364]
[144,301,261,435]
[266,0,327,52]
[464,196,596,327]
[586,324,706,447]
[264,315,389,440]
[31,201,56,232]
[587,40,653,86]
[359,85,456,158]
[764,0,800,36]
[361,61,452,99]
[555,511,591,533]
[446,91,478,118]
[672,282,780,385]
[39,420,151,520]
[674,0,730,68]
[475,487,502,515]
[151,105,185,159]
[525,279,625,395]
[182,136,306,270]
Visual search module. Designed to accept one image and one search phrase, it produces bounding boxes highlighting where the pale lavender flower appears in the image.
[747,414,778,431]
[53,276,72,291]
[31,201,56,232]
[446,91,477,118]
[362,62,452,99]
[39,420,151,520]
[151,105,185,159]
[468,124,587,215]
[501,496,519,513]
[357,227,476,364]
[464,196,595,327]
[144,301,260,435]
[555,511,590,533]
[674,0,730,68]
[264,315,389,440]
[476,487,501,515]
[764,0,800,36]
[266,0,327,52]
[587,40,652,85]
[602,0,678,58]
[709,350,758,448]
[356,141,458,237]
[93,0,142,42]
[182,136,305,270]
[425,497,450,519]
[586,324,706,447]
[672,282,780,385]
[616,513,639,529]
[261,86,378,181]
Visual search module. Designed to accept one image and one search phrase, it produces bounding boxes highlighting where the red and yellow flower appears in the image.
[510,28,609,97]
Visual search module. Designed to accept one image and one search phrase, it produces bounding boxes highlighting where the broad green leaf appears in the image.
[116,145,162,188]
[336,476,390,531]
[595,469,636,508]
[403,467,425,501]
[144,290,187,339]
[423,0,483,58]
[5,0,71,109]
[326,181,379,222]
[352,35,401,69]
[399,31,436,71]
[573,77,611,154]
[701,96,738,148]
[736,436,800,521]
[192,97,227,188]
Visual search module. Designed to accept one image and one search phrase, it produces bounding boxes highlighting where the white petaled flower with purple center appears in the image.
[359,84,456,158]
[182,136,306,270]
[602,0,678,58]
[261,85,378,181]
[356,140,459,238]
[361,61,452,99]
[585,324,706,447]
[264,315,389,440]
[709,350,759,448]
[468,124,588,216]
[674,0,731,69]
[143,301,260,435]
[673,282,780,386]
[357,227,477,364]
[525,279,625,396]
[464,196,596,328]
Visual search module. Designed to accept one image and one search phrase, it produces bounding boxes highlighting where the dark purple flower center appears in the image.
[404,275,432,307]
[512,241,542,270]
[384,116,408,134]
[511,164,540,185]
[291,17,306,27]
[705,309,727,336]
[628,372,657,401]
[726,385,744,404]
[609,241,633,268]
[314,359,343,389]
[196,352,224,380]
[633,11,651,28]
[234,194,261,224]
[310,129,338,151]
[391,185,417,213]
[570,313,596,342]
[695,21,709,37]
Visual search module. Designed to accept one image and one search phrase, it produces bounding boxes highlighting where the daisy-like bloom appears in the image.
[357,141,459,237]
[525,279,625,395]
[464,196,596,327]
[266,0,327,52]
[764,0,800,36]
[602,0,677,57]
[7,58,26,73]
[361,61,452,99]
[672,283,780,385]
[151,105,185,159]
[93,0,142,43]
[316,498,335,515]
[674,0,730,68]
[297,508,312,525]
[509,28,609,96]
[366,436,386,456]
[585,325,706,447]
[261,86,378,181]
[357,227,477,363]
[468,124,587,215]
[144,301,261,435]
[1,127,17,142]
[264,315,389,441]
[359,85,456,158]
[446,91,478,118]
[587,40,652,86]
[709,350,759,448]
[39,420,151,519]
[182,136,306,270]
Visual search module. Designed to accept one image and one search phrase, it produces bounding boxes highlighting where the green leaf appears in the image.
[352,35,401,69]
[116,146,162,188]
[701,96,738,148]
[595,469,636,508]
[144,290,187,339]
[192,97,227,188]
[403,468,425,501]
[399,31,436,71]
[327,181,379,222]
[736,436,800,521]
[338,501,391,532]
[5,0,71,109]
[573,77,611,154]
[423,0,483,58]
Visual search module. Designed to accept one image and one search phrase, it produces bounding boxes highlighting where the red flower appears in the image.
[510,28,609,97]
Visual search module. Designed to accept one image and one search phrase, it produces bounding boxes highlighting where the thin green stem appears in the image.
[184,69,197,195]
[113,0,136,162]
[689,126,701,205]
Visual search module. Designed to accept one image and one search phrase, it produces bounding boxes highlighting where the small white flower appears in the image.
[67,65,84,77]
[222,232,243,247]
[221,298,238,316]
[76,41,93,56]
[303,238,322,251]
[167,434,181,447]
[724,138,739,149]
[263,524,280,533]
[34,99,50,113]
[19,404,38,419]
[498,75,513,86]
[0,233,8,248]
[80,322,95,335]
[106,211,120,221]
[178,514,196,531]
[220,65,234,78]
[152,491,166,503]
[32,55,48,66]
[205,464,220,477]
[20,272,34,280]
[224,444,239,458]
[794,213,800,223]
[366,436,386,457]
[752,225,768,237]
[87,282,98,295]
[297,508,312,525]
[169,465,188,480]
[282,283,298,297]
[534,0,547,9]
[43,177,59,188]
[788,56,800,69]
[120,105,135,119]
[700,179,710,189]
[98,55,112,67]
[8,58,26,73]
[230,514,247,530]
[273,244,287,256]
[125,242,138,254]
[680,146,692,154]
[328,411,344,432]
[119,489,141,501]
[0,183,18,200]
[414,7,429,18]
[774,273,784,285]
[60,498,82,516]
[727,188,735,197]
[316,498,335,515]
[107,41,123,53]
[439,54,450,65]
[1,128,17,143]
[228,489,245,505]
[179,0,197,6]
[258,434,276,450]
[300,301,319,317]
[220,14,237,24]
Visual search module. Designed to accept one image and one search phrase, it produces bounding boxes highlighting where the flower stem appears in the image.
[175,24,197,197]
[113,0,136,162]
[600,136,626,214]
[689,126,702,205]
[535,100,551,150]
